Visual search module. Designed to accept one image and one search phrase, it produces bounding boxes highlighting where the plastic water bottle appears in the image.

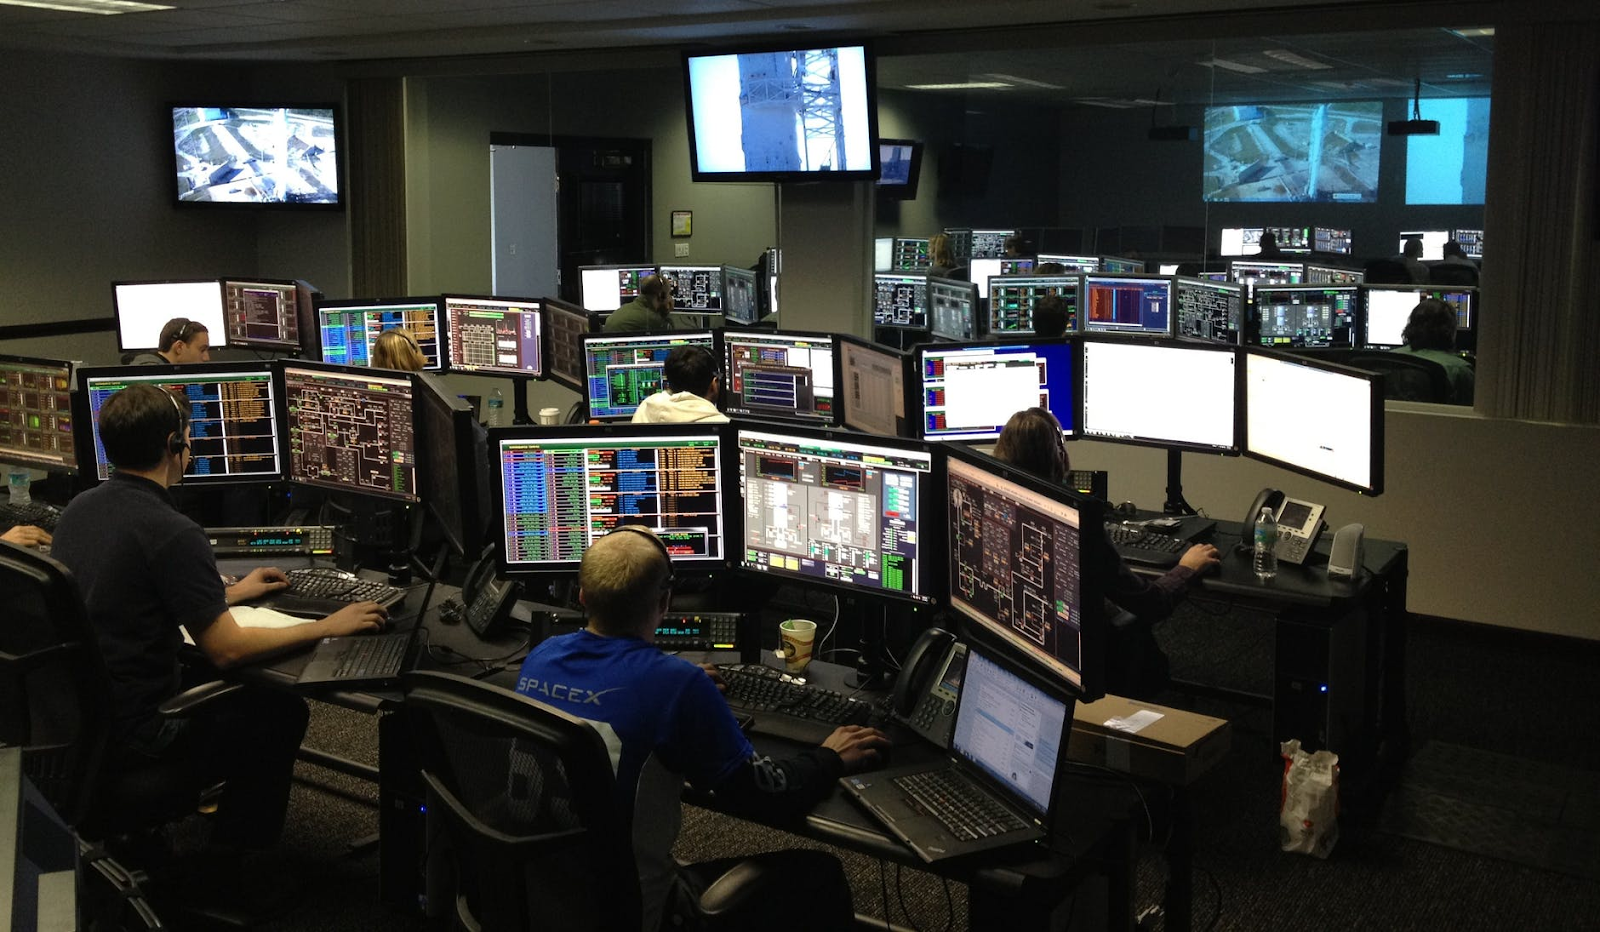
[487,388,505,427]
[1253,506,1278,581]
[7,469,30,505]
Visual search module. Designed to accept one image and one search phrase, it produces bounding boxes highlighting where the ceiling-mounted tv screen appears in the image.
[1203,102,1381,203]
[1405,97,1490,205]
[171,105,342,208]
[683,43,879,182]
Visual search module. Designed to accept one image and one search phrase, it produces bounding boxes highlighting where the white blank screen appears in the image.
[1398,231,1449,261]
[969,259,1002,299]
[1081,341,1236,450]
[1364,289,1421,347]
[1247,353,1374,491]
[580,269,623,312]
[115,281,227,350]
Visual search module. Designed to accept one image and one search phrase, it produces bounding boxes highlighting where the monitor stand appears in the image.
[1163,449,1198,516]
[325,494,416,584]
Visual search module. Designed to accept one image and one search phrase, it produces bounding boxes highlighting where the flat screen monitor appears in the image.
[1229,260,1305,292]
[945,443,1103,696]
[1304,264,1364,285]
[918,339,1076,442]
[171,104,341,207]
[79,363,282,485]
[873,273,929,329]
[1427,286,1476,330]
[579,265,658,313]
[736,424,936,604]
[877,138,923,199]
[541,297,591,392]
[1172,278,1244,345]
[113,280,228,352]
[581,331,716,420]
[1314,227,1353,255]
[414,372,488,556]
[1255,285,1358,348]
[987,276,1080,336]
[943,228,972,262]
[1079,338,1240,454]
[893,237,932,272]
[1082,274,1173,336]
[0,355,76,473]
[1360,286,1424,348]
[317,298,442,371]
[1398,231,1450,262]
[1245,349,1383,495]
[1037,254,1099,273]
[1263,226,1313,253]
[722,266,760,325]
[838,335,908,437]
[496,424,728,573]
[1159,264,1181,275]
[1452,229,1484,258]
[276,361,417,502]
[1406,97,1490,206]
[443,295,543,379]
[969,229,1014,260]
[222,278,301,352]
[874,237,894,271]
[1219,227,1263,257]
[659,265,724,314]
[1099,256,1145,274]
[683,44,878,182]
[722,329,838,423]
[928,277,980,342]
[971,259,1036,300]
[1204,102,1382,203]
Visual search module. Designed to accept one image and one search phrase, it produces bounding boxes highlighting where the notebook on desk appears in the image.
[839,647,1072,864]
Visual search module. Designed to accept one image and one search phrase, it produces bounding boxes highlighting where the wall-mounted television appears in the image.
[171,104,342,208]
[1203,102,1381,203]
[683,43,879,182]
[877,138,923,199]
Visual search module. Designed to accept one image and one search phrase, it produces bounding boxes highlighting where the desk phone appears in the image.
[1243,489,1326,565]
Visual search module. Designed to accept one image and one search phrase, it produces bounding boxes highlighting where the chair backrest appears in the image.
[1347,351,1452,403]
[1428,263,1478,286]
[1362,257,1412,285]
[0,542,113,827]
[401,670,642,932]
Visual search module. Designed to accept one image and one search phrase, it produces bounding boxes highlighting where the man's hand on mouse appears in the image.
[822,725,892,773]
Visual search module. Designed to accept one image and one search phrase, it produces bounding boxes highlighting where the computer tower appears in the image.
[1273,608,1367,756]
[379,709,427,913]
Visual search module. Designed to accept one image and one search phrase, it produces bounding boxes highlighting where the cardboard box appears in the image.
[1068,695,1231,786]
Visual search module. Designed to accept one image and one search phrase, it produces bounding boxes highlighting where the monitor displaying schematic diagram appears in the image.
[722,329,838,423]
[659,265,724,314]
[580,331,716,420]
[276,361,417,502]
[442,295,543,378]
[873,273,929,329]
[1172,277,1244,345]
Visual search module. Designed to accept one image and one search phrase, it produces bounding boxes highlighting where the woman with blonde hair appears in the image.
[371,327,427,371]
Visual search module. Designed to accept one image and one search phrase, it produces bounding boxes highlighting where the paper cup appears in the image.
[538,406,562,425]
[778,618,817,673]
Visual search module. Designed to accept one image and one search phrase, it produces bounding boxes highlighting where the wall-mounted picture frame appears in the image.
[672,210,692,237]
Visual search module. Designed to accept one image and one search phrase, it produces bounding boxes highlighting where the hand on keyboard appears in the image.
[229,566,290,603]
[1178,543,1222,574]
[822,725,892,774]
[1,525,51,550]
[322,601,388,636]
[698,663,728,693]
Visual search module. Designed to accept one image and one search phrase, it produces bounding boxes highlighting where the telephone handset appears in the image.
[460,545,522,638]
[891,627,967,749]
[1241,488,1327,566]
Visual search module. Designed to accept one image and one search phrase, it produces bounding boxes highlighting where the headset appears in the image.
[608,525,676,593]
[164,389,189,456]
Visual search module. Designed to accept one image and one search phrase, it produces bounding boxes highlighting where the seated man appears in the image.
[1394,297,1475,405]
[50,383,387,855]
[515,527,888,931]
[631,346,727,424]
[128,317,212,365]
[1032,294,1070,339]
[602,274,676,333]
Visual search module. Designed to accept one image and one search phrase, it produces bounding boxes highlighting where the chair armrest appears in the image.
[696,859,773,918]
[156,680,244,718]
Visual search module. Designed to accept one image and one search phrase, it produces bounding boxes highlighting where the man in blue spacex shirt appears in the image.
[515,525,889,931]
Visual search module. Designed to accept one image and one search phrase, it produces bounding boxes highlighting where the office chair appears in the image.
[1362,257,1413,285]
[1346,351,1453,403]
[1428,263,1478,287]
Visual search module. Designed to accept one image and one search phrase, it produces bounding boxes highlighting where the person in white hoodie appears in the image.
[631,346,728,424]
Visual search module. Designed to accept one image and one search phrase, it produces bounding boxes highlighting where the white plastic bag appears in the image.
[1279,739,1340,858]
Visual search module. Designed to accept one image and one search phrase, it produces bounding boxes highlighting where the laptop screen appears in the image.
[950,650,1068,817]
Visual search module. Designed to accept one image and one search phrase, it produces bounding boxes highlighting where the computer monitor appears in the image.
[1427,286,1476,331]
[736,423,937,604]
[986,276,1080,336]
[928,277,980,342]
[414,371,488,556]
[1172,278,1244,345]
[970,258,1036,300]
[893,237,933,272]
[1304,264,1364,285]
[1314,227,1353,255]
[873,273,929,329]
[581,331,716,420]
[1245,349,1383,495]
[1219,227,1263,257]
[1452,229,1484,258]
[1099,256,1144,274]
[2,743,79,932]
[658,265,724,314]
[722,329,838,423]
[442,295,543,379]
[317,297,443,371]
[541,297,590,393]
[874,237,894,271]
[1036,254,1099,273]
[1229,260,1305,292]
[275,360,418,502]
[1255,285,1358,348]
[221,278,301,352]
[112,280,228,352]
[944,443,1103,696]
[969,229,1014,259]
[918,339,1076,442]
[0,355,76,473]
[1079,337,1240,454]
[1264,226,1313,253]
[722,266,760,326]
[877,139,924,199]
[1399,231,1450,261]
[578,264,658,312]
[1159,264,1180,275]
[838,335,908,437]
[1360,286,1424,348]
[78,363,282,485]
[1082,274,1173,336]
[943,228,973,262]
[495,423,728,573]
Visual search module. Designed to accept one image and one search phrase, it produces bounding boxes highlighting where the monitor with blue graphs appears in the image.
[1079,337,1239,454]
[722,328,838,423]
[1245,348,1382,495]
[1255,285,1357,348]
[317,297,443,370]
[873,272,929,329]
[918,339,1076,442]
[928,276,980,341]
[1083,274,1173,335]
[276,360,417,502]
[987,275,1080,336]
[1172,277,1244,345]
[580,331,716,420]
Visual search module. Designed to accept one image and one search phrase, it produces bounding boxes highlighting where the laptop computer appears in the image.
[840,646,1072,863]
[296,567,438,689]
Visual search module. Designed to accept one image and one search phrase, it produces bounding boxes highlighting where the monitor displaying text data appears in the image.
[113,280,228,352]
[919,340,1076,442]
[838,336,907,437]
[277,362,417,502]
[723,329,837,423]
[987,276,1080,336]
[873,273,929,329]
[1083,274,1173,336]
[1173,278,1243,345]
[0,355,75,473]
[222,278,301,352]
[579,265,657,312]
[1255,285,1357,349]
[928,277,980,342]
[318,298,442,371]
[443,295,543,379]
[1037,254,1099,274]
[969,229,1014,260]
[581,331,716,420]
[1080,338,1239,454]
[737,425,935,604]
[496,425,727,573]
[659,265,724,314]
[1245,349,1382,495]
[1229,260,1305,293]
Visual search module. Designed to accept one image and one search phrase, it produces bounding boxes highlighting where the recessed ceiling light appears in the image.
[1201,58,1268,75]
[906,81,1013,91]
[1261,49,1333,71]
[982,73,1062,90]
[1450,26,1495,38]
[1073,98,1137,109]
[778,23,812,31]
[1445,72,1484,80]
[0,0,172,12]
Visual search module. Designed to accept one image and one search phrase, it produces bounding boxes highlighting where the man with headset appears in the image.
[630,345,726,424]
[50,384,388,860]
[128,317,213,365]
[602,274,676,333]
[514,526,889,931]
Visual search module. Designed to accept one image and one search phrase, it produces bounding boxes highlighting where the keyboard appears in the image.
[331,635,409,680]
[1109,524,1185,568]
[894,769,1028,840]
[0,501,61,533]
[262,567,408,616]
[720,663,876,744]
